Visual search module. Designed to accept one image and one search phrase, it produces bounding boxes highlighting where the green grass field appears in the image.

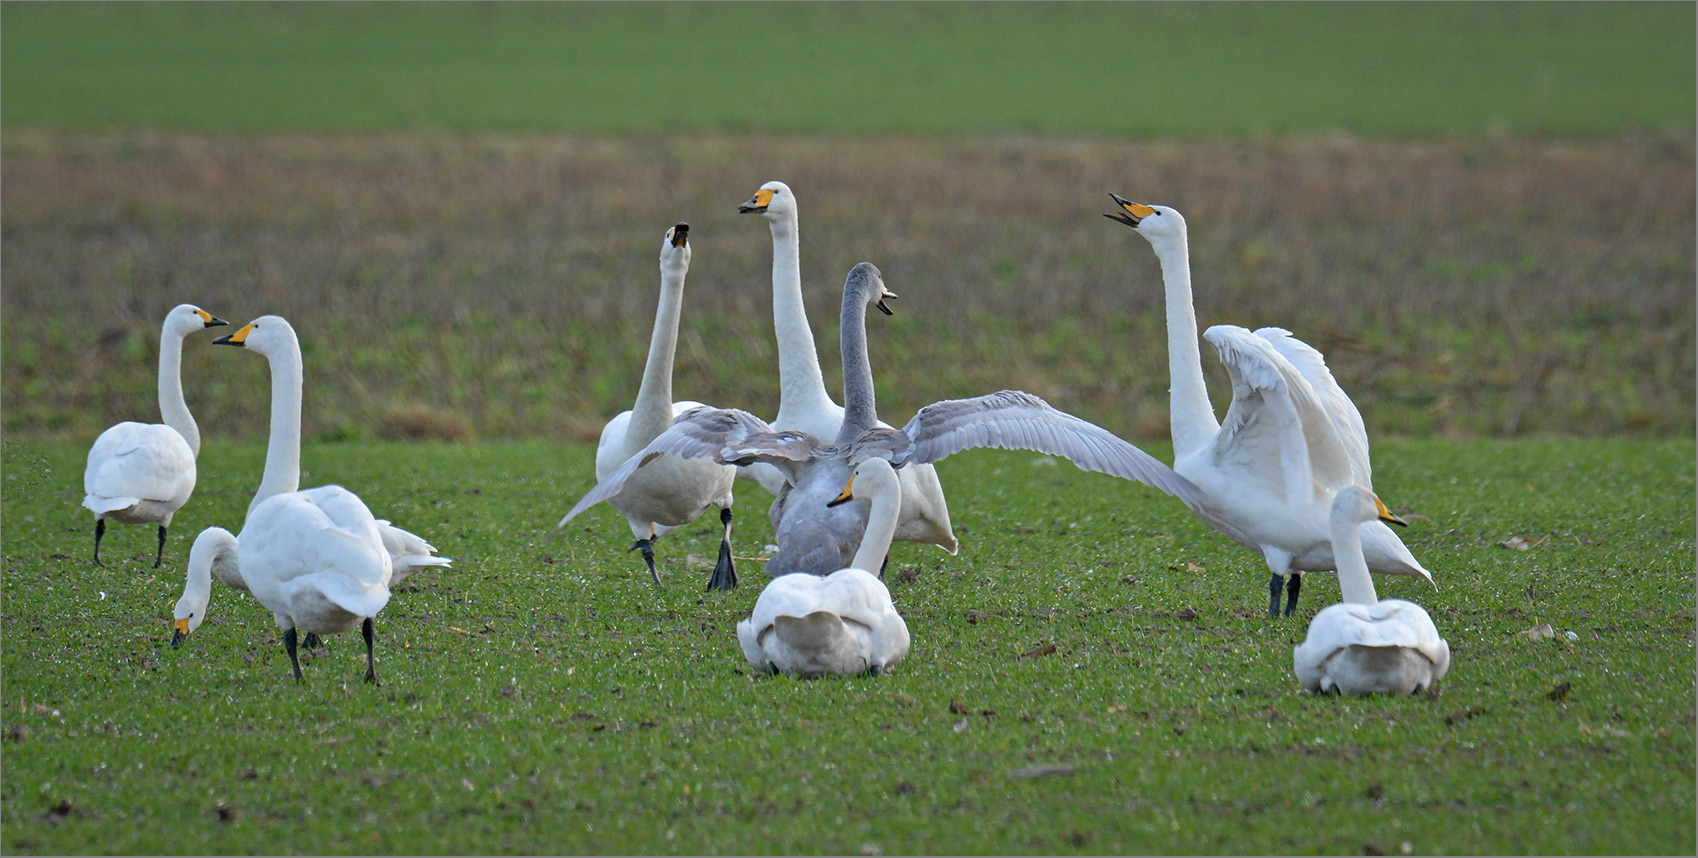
[2,2,1692,137]
[1,438,1692,854]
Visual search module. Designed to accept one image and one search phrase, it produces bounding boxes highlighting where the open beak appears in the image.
[876,291,897,316]
[738,188,774,214]
[1104,193,1155,229]
[669,223,690,247]
[826,477,856,507]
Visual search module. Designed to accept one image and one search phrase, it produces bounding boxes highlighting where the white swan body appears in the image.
[1294,487,1450,695]
[212,314,452,583]
[548,224,739,590]
[738,458,911,677]
[82,304,227,566]
[739,181,956,553]
[1108,197,1431,617]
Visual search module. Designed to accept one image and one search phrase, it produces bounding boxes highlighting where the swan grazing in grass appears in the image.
[738,181,956,554]
[213,315,451,584]
[1106,196,1431,617]
[560,262,1208,579]
[545,224,739,590]
[1293,486,1450,695]
[738,458,911,678]
[83,304,227,566]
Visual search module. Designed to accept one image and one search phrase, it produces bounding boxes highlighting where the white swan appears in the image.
[545,224,739,590]
[1107,196,1431,617]
[559,262,1208,579]
[738,458,911,678]
[82,303,227,566]
[212,315,452,583]
[1293,486,1451,695]
[738,181,956,553]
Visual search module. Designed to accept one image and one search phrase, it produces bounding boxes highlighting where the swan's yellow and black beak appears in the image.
[827,476,857,507]
[1104,193,1157,229]
[171,618,190,648]
[1374,495,1408,527]
[668,223,690,247]
[195,309,229,328]
[213,322,255,348]
[738,188,774,214]
[876,288,897,316]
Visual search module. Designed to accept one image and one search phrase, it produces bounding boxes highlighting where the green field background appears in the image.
[3,2,1693,137]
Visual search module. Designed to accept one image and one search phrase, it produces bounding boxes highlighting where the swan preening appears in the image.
[1107,195,1431,618]
[1293,487,1451,695]
[82,304,227,566]
[738,458,911,678]
[560,262,1209,580]
[546,223,739,590]
[739,181,957,555]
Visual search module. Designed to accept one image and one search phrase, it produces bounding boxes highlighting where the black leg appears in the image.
[153,525,168,568]
[1267,573,1283,619]
[284,628,304,682]
[92,519,106,566]
[362,617,380,685]
[767,661,780,676]
[1283,573,1303,617]
[302,633,322,650]
[707,507,738,592]
[630,538,662,588]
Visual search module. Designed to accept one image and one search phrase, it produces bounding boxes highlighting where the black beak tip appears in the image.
[670,223,689,247]
[206,317,229,328]
[737,202,765,214]
[876,300,894,316]
[826,496,850,508]
[212,334,237,346]
[170,630,185,648]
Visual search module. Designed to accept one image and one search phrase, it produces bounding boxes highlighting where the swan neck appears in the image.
[769,213,835,418]
[251,341,303,518]
[849,476,901,573]
[1332,514,1379,605]
[156,326,200,455]
[837,287,877,443]
[629,262,686,443]
[1155,236,1219,457]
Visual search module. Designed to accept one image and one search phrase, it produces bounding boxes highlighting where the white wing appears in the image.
[1203,326,1354,506]
[1255,327,1372,487]
[897,390,1209,510]
[374,519,453,584]
[240,486,391,608]
[83,422,196,513]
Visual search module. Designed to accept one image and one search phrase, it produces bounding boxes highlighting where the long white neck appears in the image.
[849,475,901,573]
[156,328,201,456]
[628,261,687,444]
[1332,513,1379,605]
[768,212,837,420]
[1151,234,1220,457]
[178,526,240,620]
[249,341,304,519]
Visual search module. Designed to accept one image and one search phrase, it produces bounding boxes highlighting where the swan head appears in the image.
[1331,485,1407,530]
[213,314,299,359]
[1104,194,1186,247]
[844,262,897,316]
[827,457,900,508]
[738,180,797,221]
[164,303,229,339]
[659,222,692,273]
[172,527,238,647]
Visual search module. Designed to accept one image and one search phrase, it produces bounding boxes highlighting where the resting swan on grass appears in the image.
[82,304,227,566]
[738,458,911,678]
[559,262,1208,579]
[1107,196,1431,618]
[738,181,955,554]
[1293,486,1450,695]
[545,224,739,590]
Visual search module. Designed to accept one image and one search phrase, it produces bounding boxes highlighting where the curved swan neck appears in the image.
[180,527,238,613]
[849,474,901,573]
[1332,513,1379,605]
[837,282,877,443]
[250,339,304,518]
[1153,234,1220,457]
[629,260,687,443]
[768,213,836,419]
[157,325,200,456]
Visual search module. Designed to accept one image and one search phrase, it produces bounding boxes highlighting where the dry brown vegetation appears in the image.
[3,129,1692,443]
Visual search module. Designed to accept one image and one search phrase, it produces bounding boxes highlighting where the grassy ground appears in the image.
[2,3,1690,137]
[3,131,1693,445]
[1,438,1692,854]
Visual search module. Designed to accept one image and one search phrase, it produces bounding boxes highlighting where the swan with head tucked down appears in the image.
[82,303,227,566]
[557,262,1208,579]
[212,315,452,584]
[545,224,739,590]
[1293,486,1450,695]
[738,458,911,678]
[738,181,956,555]
[1107,196,1431,618]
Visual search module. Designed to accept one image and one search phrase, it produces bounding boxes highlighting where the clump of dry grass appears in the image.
[3,130,1691,442]
[375,405,473,444]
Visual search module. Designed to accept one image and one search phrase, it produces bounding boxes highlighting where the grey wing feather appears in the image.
[899,390,1210,509]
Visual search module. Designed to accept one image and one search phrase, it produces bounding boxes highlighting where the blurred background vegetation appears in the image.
[3,2,1693,443]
